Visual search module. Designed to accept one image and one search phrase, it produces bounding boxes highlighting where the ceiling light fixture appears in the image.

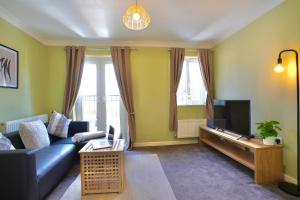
[123,0,151,31]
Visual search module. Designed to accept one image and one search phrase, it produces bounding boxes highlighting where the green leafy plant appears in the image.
[256,120,281,139]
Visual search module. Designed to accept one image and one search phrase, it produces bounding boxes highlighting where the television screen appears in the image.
[211,100,251,137]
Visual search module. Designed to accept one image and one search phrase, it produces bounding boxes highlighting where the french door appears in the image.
[75,57,126,138]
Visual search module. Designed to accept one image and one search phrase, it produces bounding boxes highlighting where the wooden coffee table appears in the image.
[79,139,125,195]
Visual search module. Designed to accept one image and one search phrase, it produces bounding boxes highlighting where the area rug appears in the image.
[60,154,177,200]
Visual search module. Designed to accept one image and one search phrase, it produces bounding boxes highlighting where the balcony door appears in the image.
[75,57,126,139]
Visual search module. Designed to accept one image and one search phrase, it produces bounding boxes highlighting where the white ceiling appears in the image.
[0,0,283,48]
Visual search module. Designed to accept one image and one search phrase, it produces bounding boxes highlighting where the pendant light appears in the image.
[123,0,151,30]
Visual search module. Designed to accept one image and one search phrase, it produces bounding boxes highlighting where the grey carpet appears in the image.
[60,154,176,200]
[47,144,299,200]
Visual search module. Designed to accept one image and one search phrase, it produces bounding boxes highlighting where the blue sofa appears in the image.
[0,121,89,200]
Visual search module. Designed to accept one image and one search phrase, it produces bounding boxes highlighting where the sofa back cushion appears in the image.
[4,131,25,149]
[19,120,50,149]
[67,121,90,137]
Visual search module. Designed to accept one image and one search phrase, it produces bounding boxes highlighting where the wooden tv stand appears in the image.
[199,126,283,184]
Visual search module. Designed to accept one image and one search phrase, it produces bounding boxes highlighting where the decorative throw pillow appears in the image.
[71,131,106,143]
[0,133,15,150]
[47,111,71,138]
[19,120,50,149]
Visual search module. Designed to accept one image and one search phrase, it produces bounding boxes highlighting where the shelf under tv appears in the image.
[199,126,283,184]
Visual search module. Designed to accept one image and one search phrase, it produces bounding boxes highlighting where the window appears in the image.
[177,57,207,105]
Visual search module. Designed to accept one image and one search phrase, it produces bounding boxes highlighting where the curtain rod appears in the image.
[87,47,137,51]
[64,47,137,51]
[87,47,199,51]
[168,48,199,51]
[65,47,203,51]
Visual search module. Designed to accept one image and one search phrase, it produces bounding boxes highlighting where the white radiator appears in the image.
[177,119,206,138]
[0,114,48,133]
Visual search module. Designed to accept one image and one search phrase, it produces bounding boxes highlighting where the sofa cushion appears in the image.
[68,121,90,137]
[48,134,63,144]
[35,144,76,199]
[0,133,15,150]
[4,131,25,149]
[35,144,75,178]
[52,136,89,151]
[51,137,73,145]
[19,120,50,149]
[72,131,106,143]
[47,111,71,138]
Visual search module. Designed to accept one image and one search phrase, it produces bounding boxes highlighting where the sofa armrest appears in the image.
[68,121,90,137]
[0,149,39,200]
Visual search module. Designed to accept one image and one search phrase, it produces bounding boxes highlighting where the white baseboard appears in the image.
[284,174,297,184]
[134,139,199,147]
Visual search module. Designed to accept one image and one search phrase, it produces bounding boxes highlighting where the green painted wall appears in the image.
[46,46,67,113]
[213,0,300,179]
[46,47,205,142]
[0,18,48,122]
[131,48,205,142]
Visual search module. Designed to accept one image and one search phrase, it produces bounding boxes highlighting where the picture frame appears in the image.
[0,44,19,89]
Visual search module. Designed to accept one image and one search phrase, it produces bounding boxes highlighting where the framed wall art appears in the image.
[0,44,18,89]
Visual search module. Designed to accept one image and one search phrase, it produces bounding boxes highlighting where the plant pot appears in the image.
[263,136,277,145]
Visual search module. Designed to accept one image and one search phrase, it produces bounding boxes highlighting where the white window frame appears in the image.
[177,56,207,106]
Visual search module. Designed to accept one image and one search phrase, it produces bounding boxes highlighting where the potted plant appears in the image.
[256,120,281,145]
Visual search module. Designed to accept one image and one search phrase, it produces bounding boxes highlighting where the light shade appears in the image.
[274,64,285,73]
[123,4,151,30]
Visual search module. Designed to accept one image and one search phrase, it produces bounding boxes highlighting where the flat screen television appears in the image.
[207,100,251,137]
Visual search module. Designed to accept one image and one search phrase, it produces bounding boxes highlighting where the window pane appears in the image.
[177,57,207,105]
[78,64,97,131]
[189,61,207,104]
[79,64,97,95]
[105,64,119,96]
[177,61,187,105]
[105,64,121,138]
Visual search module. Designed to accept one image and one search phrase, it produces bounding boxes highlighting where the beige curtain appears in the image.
[169,48,185,131]
[198,49,213,119]
[63,46,86,118]
[110,47,136,149]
